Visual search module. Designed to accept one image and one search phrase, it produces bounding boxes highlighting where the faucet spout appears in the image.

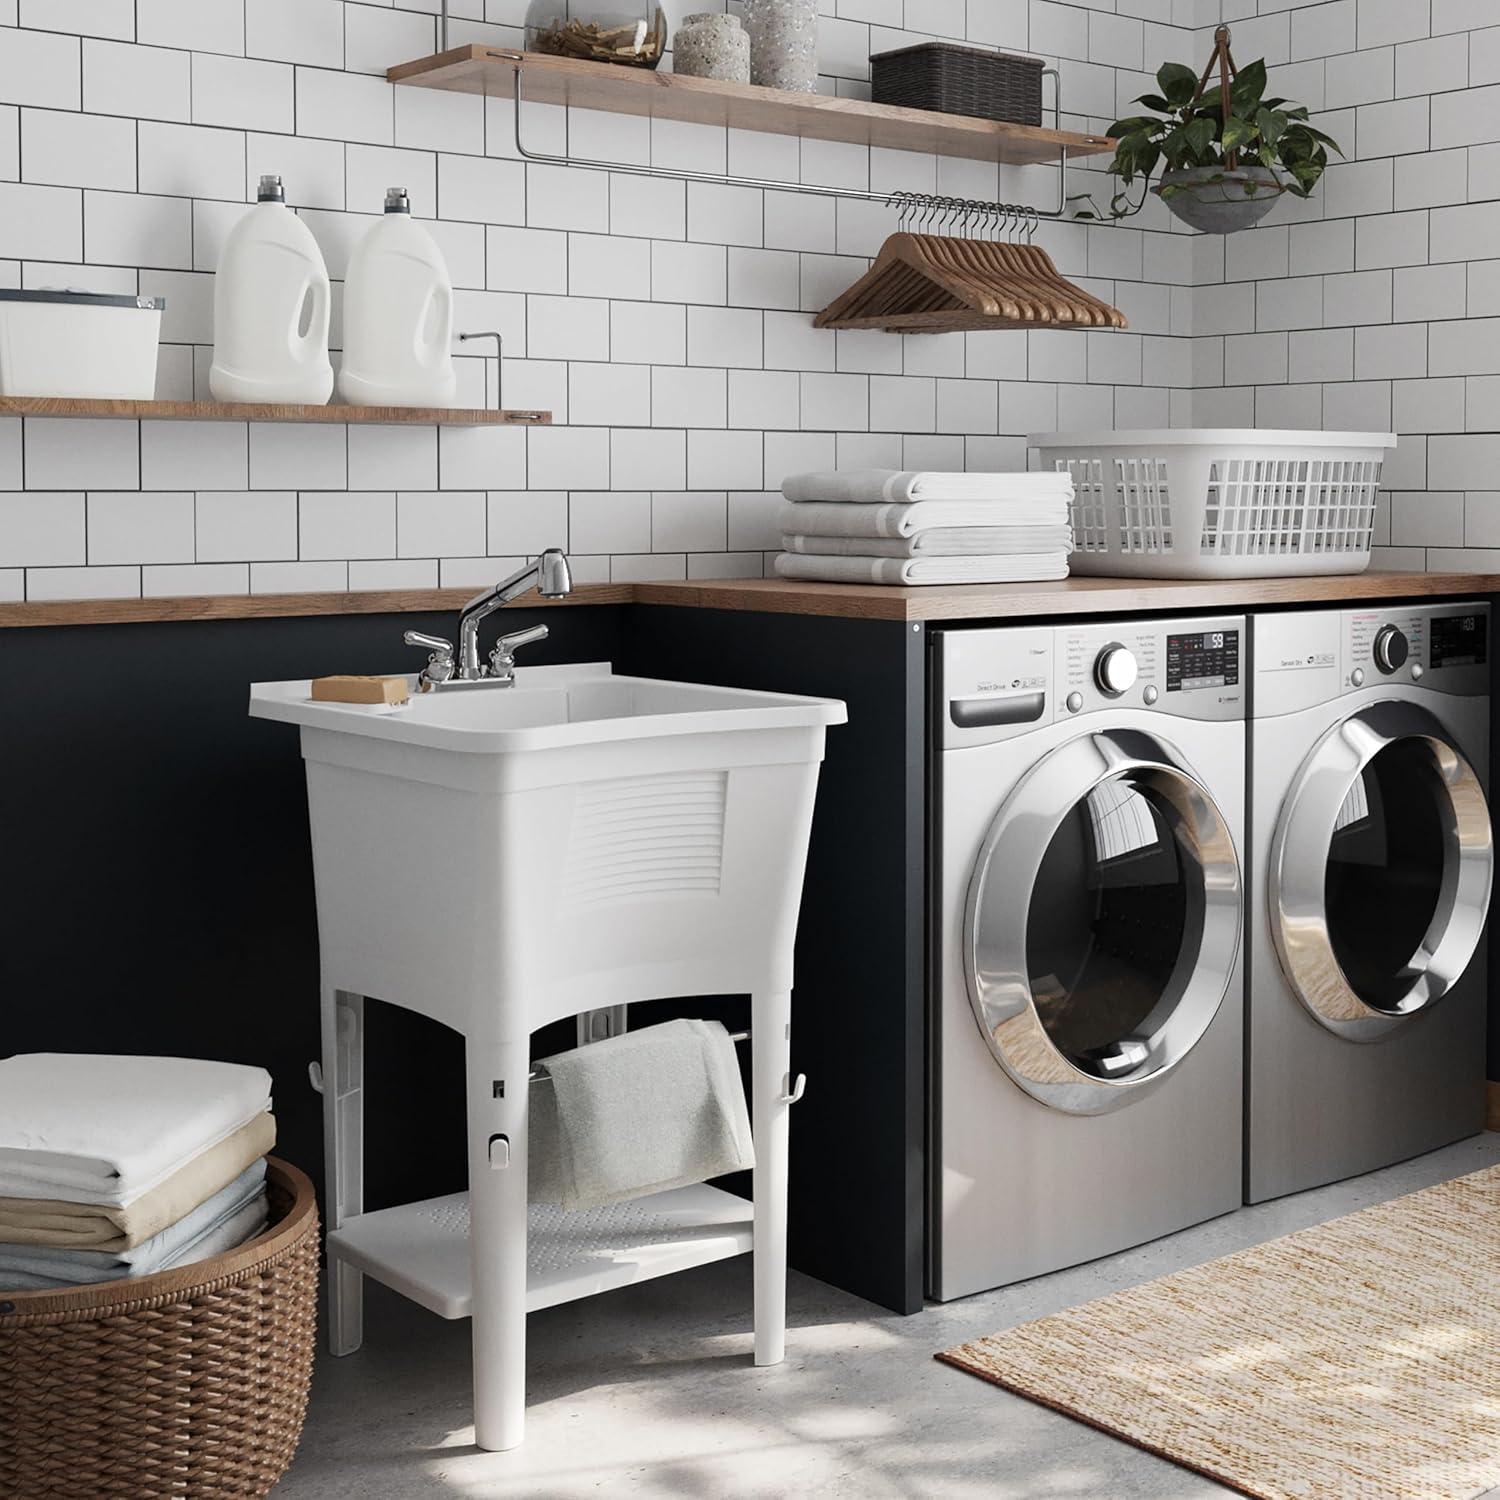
[456,548,572,680]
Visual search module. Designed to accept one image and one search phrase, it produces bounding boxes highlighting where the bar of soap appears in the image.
[311,674,410,706]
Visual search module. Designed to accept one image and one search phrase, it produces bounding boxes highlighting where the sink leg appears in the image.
[323,986,365,1358]
[467,1031,531,1452]
[752,989,792,1368]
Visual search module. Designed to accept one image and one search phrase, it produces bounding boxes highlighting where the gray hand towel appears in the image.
[528,1019,755,1212]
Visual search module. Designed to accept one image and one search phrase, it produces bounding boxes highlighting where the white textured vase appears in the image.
[743,0,818,92]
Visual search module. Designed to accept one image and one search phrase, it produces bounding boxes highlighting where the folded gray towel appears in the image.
[529,1019,755,1212]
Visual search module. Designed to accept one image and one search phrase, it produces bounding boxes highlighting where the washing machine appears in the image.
[1245,603,1493,1204]
[930,617,1246,1300]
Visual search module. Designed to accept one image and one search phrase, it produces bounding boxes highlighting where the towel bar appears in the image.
[527,1029,752,1085]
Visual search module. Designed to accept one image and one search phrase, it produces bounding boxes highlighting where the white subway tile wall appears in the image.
[2,0,1487,598]
[1198,0,1500,570]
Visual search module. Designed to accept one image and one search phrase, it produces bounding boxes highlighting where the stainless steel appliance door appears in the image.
[1270,700,1493,1040]
[964,728,1242,1115]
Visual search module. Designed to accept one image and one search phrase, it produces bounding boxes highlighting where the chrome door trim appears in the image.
[964,728,1242,1116]
[1269,700,1493,1040]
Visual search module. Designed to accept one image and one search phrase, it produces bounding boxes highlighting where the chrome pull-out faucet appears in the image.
[406,548,572,690]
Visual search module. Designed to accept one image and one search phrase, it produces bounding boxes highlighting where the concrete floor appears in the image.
[278,1132,1500,1498]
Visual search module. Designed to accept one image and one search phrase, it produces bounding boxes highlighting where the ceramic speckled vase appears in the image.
[743,0,818,92]
[674,11,750,83]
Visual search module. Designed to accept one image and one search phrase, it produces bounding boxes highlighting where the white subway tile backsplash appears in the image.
[570,233,652,300]
[652,239,727,305]
[249,425,347,491]
[137,0,243,56]
[527,425,608,489]
[653,365,727,428]
[295,68,393,146]
[571,362,652,427]
[488,489,568,556]
[528,294,611,361]
[28,564,139,599]
[26,419,136,489]
[138,122,245,202]
[192,53,293,134]
[21,109,135,191]
[688,429,763,489]
[88,491,193,564]
[84,39,191,122]
[487,225,567,293]
[251,560,347,593]
[527,163,608,233]
[652,490,726,552]
[142,562,246,596]
[141,421,247,490]
[570,490,651,554]
[611,300,686,366]
[397,490,486,557]
[343,4,435,75]
[437,425,527,490]
[688,305,762,369]
[0,28,81,110]
[246,0,344,67]
[196,491,297,561]
[245,135,345,212]
[300,490,396,561]
[0,491,84,566]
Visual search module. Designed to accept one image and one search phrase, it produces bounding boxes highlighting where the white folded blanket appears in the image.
[775,552,1070,586]
[782,468,1073,504]
[778,499,1070,539]
[0,1163,269,1288]
[529,1019,755,1213]
[782,526,1073,559]
[0,1054,273,1206]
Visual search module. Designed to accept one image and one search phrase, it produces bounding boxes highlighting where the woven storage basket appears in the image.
[871,42,1043,126]
[0,1157,318,1499]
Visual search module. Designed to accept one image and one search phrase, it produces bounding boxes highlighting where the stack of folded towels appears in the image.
[776,468,1074,586]
[0,1053,275,1292]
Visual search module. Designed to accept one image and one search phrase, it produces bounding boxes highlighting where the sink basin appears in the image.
[249,660,846,1033]
[250,662,844,755]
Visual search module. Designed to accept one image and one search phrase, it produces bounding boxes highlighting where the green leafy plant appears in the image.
[1074,58,1341,220]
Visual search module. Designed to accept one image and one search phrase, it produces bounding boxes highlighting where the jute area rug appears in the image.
[938,1166,1500,1500]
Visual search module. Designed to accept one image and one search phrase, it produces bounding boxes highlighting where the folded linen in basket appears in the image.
[528,1019,755,1213]
[0,1161,268,1286]
[778,499,1070,539]
[0,1192,270,1292]
[0,1053,273,1206]
[0,1112,276,1250]
[782,469,1074,504]
[781,526,1074,559]
[775,552,1070,586]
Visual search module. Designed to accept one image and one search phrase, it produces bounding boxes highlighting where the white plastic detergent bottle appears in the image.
[209,175,334,405]
[338,187,456,408]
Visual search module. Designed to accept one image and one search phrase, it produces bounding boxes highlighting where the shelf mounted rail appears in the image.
[437,1,1083,224]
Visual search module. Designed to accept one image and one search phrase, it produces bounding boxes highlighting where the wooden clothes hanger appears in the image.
[814,201,1128,334]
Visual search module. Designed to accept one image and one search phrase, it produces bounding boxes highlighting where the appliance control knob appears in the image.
[1373,625,1409,674]
[1351,668,1365,688]
[1066,691,1084,714]
[1094,645,1138,698]
[1411,662,1425,681]
[1143,684,1159,705]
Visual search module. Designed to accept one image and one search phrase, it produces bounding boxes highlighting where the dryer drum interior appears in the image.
[965,730,1243,1116]
[1270,701,1495,1039]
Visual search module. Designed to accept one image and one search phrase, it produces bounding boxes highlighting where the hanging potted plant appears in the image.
[1078,26,1341,234]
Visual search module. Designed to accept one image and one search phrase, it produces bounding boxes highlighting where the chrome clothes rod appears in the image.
[527,1029,752,1084]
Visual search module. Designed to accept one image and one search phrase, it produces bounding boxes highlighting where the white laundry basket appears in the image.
[1030,429,1395,579]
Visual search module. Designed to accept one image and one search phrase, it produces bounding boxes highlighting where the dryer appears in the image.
[931,617,1246,1301]
[1246,603,1494,1204]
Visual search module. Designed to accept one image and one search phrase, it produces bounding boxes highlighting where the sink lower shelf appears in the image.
[328,1183,754,1319]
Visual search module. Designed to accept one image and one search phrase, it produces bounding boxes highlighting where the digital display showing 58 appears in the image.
[1166,629,1240,692]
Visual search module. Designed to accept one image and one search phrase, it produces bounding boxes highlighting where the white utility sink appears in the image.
[249,655,845,1449]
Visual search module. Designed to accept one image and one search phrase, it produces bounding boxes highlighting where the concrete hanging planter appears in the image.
[1155,164,1286,234]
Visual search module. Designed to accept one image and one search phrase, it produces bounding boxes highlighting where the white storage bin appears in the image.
[0,289,164,400]
[1030,429,1395,579]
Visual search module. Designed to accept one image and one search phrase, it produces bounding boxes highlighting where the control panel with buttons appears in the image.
[1343,603,1489,697]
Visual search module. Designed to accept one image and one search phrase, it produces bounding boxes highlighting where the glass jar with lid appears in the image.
[524,2,667,68]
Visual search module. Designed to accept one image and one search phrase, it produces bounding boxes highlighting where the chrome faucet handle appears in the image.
[404,629,456,685]
[488,623,548,683]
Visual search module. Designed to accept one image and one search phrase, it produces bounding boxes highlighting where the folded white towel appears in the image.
[778,499,1070,539]
[775,552,1070,586]
[0,1054,273,1206]
[528,1019,755,1213]
[0,1162,268,1287]
[782,526,1074,559]
[782,469,1073,504]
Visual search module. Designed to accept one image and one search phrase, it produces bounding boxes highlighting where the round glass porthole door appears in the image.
[1269,702,1493,1040]
[965,728,1242,1115]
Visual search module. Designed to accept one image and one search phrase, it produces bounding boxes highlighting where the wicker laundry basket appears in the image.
[0,1157,318,1499]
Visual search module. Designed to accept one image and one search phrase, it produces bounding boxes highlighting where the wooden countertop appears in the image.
[4,571,1500,629]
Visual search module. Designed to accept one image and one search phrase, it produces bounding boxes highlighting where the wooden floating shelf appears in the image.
[0,396,552,426]
[388,46,1116,167]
